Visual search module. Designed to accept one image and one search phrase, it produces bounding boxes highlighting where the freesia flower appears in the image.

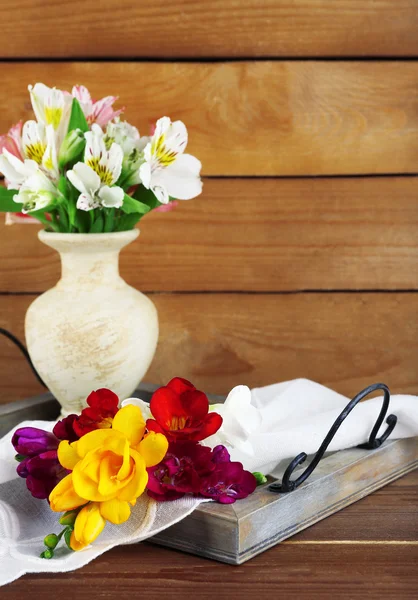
[205,386,262,456]
[146,377,223,442]
[13,427,59,456]
[0,121,23,159]
[28,83,72,146]
[200,460,257,504]
[73,388,119,437]
[13,169,59,213]
[139,116,202,204]
[50,404,168,550]
[67,125,124,211]
[53,414,80,443]
[147,441,256,504]
[147,440,215,502]
[72,85,123,128]
[70,503,106,551]
[0,149,38,190]
[12,427,67,500]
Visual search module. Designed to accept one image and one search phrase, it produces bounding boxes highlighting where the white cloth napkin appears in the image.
[0,378,417,586]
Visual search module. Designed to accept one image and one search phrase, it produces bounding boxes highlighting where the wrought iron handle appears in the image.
[269,383,397,494]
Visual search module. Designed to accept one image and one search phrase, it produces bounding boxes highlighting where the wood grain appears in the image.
[1,62,417,176]
[1,177,417,293]
[3,471,418,598]
[1,292,416,404]
[1,1,418,58]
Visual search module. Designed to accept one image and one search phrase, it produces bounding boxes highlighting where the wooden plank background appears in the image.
[1,1,418,58]
[1,62,417,176]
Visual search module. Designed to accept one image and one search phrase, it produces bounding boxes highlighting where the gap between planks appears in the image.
[282,540,418,545]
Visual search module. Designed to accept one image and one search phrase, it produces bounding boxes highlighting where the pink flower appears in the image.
[72,85,124,127]
[0,121,23,160]
[153,200,179,213]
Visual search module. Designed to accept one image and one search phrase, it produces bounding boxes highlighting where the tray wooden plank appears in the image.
[152,438,418,564]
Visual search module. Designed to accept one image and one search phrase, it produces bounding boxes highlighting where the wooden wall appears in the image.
[0,1,417,403]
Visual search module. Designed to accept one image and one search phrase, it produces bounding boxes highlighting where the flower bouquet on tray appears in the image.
[12,378,257,557]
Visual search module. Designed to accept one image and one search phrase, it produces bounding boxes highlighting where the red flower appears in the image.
[73,388,119,437]
[146,377,222,442]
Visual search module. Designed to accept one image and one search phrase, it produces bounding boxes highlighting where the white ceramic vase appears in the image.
[25,229,159,416]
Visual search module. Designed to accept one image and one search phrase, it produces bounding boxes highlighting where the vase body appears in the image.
[25,229,158,415]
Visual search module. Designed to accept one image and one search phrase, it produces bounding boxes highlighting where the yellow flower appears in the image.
[49,405,168,550]
[70,503,105,551]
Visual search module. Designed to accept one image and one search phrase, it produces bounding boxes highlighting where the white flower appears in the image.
[0,149,39,190]
[204,386,262,456]
[67,125,124,211]
[22,121,59,182]
[13,170,58,213]
[139,116,202,204]
[105,119,145,156]
[121,397,152,421]
[28,83,72,146]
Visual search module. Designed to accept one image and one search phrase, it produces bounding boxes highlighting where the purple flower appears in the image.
[17,451,68,500]
[12,427,59,456]
[147,441,213,501]
[147,441,256,505]
[12,426,70,501]
[53,414,80,442]
[200,462,257,504]
[212,445,231,464]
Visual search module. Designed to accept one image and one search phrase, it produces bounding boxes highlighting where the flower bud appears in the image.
[40,549,54,559]
[44,533,59,549]
[252,472,268,486]
[58,129,86,168]
[59,510,78,527]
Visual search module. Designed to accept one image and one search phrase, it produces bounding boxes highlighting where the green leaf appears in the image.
[67,98,89,134]
[104,208,115,232]
[114,213,142,232]
[90,212,104,233]
[57,205,69,232]
[64,528,73,551]
[121,193,151,215]
[0,186,21,212]
[132,185,161,211]
[74,210,90,233]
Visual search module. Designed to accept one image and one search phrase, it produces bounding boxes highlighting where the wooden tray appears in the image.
[1,386,417,565]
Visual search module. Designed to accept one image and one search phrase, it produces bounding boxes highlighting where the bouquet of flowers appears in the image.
[0,83,202,232]
[12,378,257,557]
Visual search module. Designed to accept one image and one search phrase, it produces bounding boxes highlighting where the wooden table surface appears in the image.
[3,469,417,598]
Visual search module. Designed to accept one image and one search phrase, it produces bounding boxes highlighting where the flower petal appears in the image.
[49,473,86,512]
[67,162,100,195]
[138,432,168,467]
[74,502,106,547]
[98,185,124,208]
[150,387,185,428]
[99,498,131,524]
[57,440,80,470]
[161,154,202,200]
[117,448,148,502]
[112,405,146,447]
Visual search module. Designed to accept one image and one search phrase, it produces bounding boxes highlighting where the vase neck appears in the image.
[37,230,139,291]
[59,248,122,289]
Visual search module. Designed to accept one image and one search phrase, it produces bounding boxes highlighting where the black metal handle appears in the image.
[269,383,397,494]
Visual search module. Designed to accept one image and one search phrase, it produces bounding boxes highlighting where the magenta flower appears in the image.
[147,441,256,504]
[72,85,124,127]
[52,414,80,442]
[200,462,257,504]
[12,427,59,456]
[12,425,74,500]
[17,451,68,500]
[147,441,214,501]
